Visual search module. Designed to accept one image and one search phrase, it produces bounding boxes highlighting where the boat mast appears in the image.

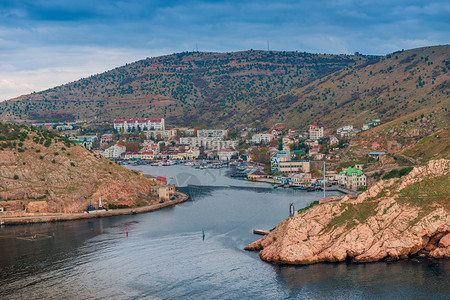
[323,162,326,198]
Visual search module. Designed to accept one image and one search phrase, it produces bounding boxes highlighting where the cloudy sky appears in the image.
[0,0,449,101]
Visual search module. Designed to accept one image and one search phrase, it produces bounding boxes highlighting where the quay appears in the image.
[0,192,189,225]
[253,229,270,235]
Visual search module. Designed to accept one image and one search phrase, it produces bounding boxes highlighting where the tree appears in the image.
[126,142,139,153]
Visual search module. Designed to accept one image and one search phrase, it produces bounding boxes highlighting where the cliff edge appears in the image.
[246,159,449,264]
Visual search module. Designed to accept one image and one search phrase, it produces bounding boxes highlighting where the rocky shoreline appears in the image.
[245,159,449,265]
[0,191,189,225]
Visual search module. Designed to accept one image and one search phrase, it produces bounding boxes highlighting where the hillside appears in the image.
[246,159,450,264]
[0,123,158,215]
[0,50,373,125]
[268,45,450,129]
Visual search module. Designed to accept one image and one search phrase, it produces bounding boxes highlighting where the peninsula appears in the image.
[246,159,449,264]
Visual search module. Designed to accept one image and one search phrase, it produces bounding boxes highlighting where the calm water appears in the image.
[0,165,448,299]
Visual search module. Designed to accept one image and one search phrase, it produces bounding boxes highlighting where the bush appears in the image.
[70,162,75,167]
[54,152,59,156]
[51,159,56,164]
[17,148,25,152]
[13,174,19,180]
[36,149,41,153]
[39,155,44,159]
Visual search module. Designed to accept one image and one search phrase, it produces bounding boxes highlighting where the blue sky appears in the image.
[0,0,449,101]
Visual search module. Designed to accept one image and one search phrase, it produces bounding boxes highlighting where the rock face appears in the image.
[0,124,158,214]
[246,159,450,264]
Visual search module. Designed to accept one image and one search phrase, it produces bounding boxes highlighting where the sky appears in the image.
[0,0,449,101]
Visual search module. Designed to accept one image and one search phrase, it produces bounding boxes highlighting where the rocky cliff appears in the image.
[246,159,449,264]
[0,123,158,215]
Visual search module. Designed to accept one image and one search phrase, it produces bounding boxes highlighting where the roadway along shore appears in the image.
[0,191,189,225]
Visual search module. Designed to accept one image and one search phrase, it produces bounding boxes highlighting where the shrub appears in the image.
[70,162,75,167]
[36,149,41,153]
[51,159,56,164]
[54,152,59,156]
[13,174,19,180]
[39,155,44,159]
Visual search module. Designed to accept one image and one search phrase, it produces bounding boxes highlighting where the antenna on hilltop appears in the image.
[196,43,198,52]
[267,40,270,51]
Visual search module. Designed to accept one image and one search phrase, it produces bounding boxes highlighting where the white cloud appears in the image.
[0,46,173,101]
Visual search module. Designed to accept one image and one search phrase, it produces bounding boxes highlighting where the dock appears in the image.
[253,229,270,235]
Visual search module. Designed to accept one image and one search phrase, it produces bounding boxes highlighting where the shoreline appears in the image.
[0,191,189,226]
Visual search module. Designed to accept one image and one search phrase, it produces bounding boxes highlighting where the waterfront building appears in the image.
[337,166,367,190]
[279,160,311,174]
[309,125,324,140]
[217,149,238,161]
[179,137,237,150]
[113,118,165,132]
[270,150,291,173]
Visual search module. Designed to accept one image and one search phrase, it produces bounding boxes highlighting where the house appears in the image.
[157,184,175,201]
[218,149,238,161]
[247,170,267,181]
[304,139,318,147]
[337,166,367,190]
[336,125,353,137]
[100,134,114,146]
[103,144,126,159]
[288,128,297,137]
[369,151,386,159]
[329,135,339,146]
[251,133,273,144]
[309,125,324,140]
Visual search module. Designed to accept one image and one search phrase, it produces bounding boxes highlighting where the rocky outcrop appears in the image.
[246,159,450,264]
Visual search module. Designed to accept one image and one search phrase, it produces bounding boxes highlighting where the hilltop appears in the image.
[0,123,159,215]
[246,159,450,264]
[268,45,450,129]
[0,50,373,125]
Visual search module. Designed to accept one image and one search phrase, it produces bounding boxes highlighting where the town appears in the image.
[31,117,395,193]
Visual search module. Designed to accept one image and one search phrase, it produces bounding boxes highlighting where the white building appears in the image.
[217,149,238,161]
[145,129,176,140]
[180,137,237,150]
[337,166,367,190]
[197,129,228,138]
[309,125,324,140]
[252,133,273,144]
[113,118,165,132]
[103,144,126,159]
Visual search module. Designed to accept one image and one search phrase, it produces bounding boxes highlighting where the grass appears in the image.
[297,200,319,213]
[323,200,378,232]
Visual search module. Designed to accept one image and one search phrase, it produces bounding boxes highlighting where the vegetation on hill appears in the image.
[269,45,450,129]
[0,50,374,125]
[0,123,158,214]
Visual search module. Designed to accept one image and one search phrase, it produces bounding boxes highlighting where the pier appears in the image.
[253,229,270,235]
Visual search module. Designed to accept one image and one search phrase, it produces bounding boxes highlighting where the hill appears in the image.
[267,45,450,129]
[0,50,374,125]
[246,159,450,264]
[0,123,159,215]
